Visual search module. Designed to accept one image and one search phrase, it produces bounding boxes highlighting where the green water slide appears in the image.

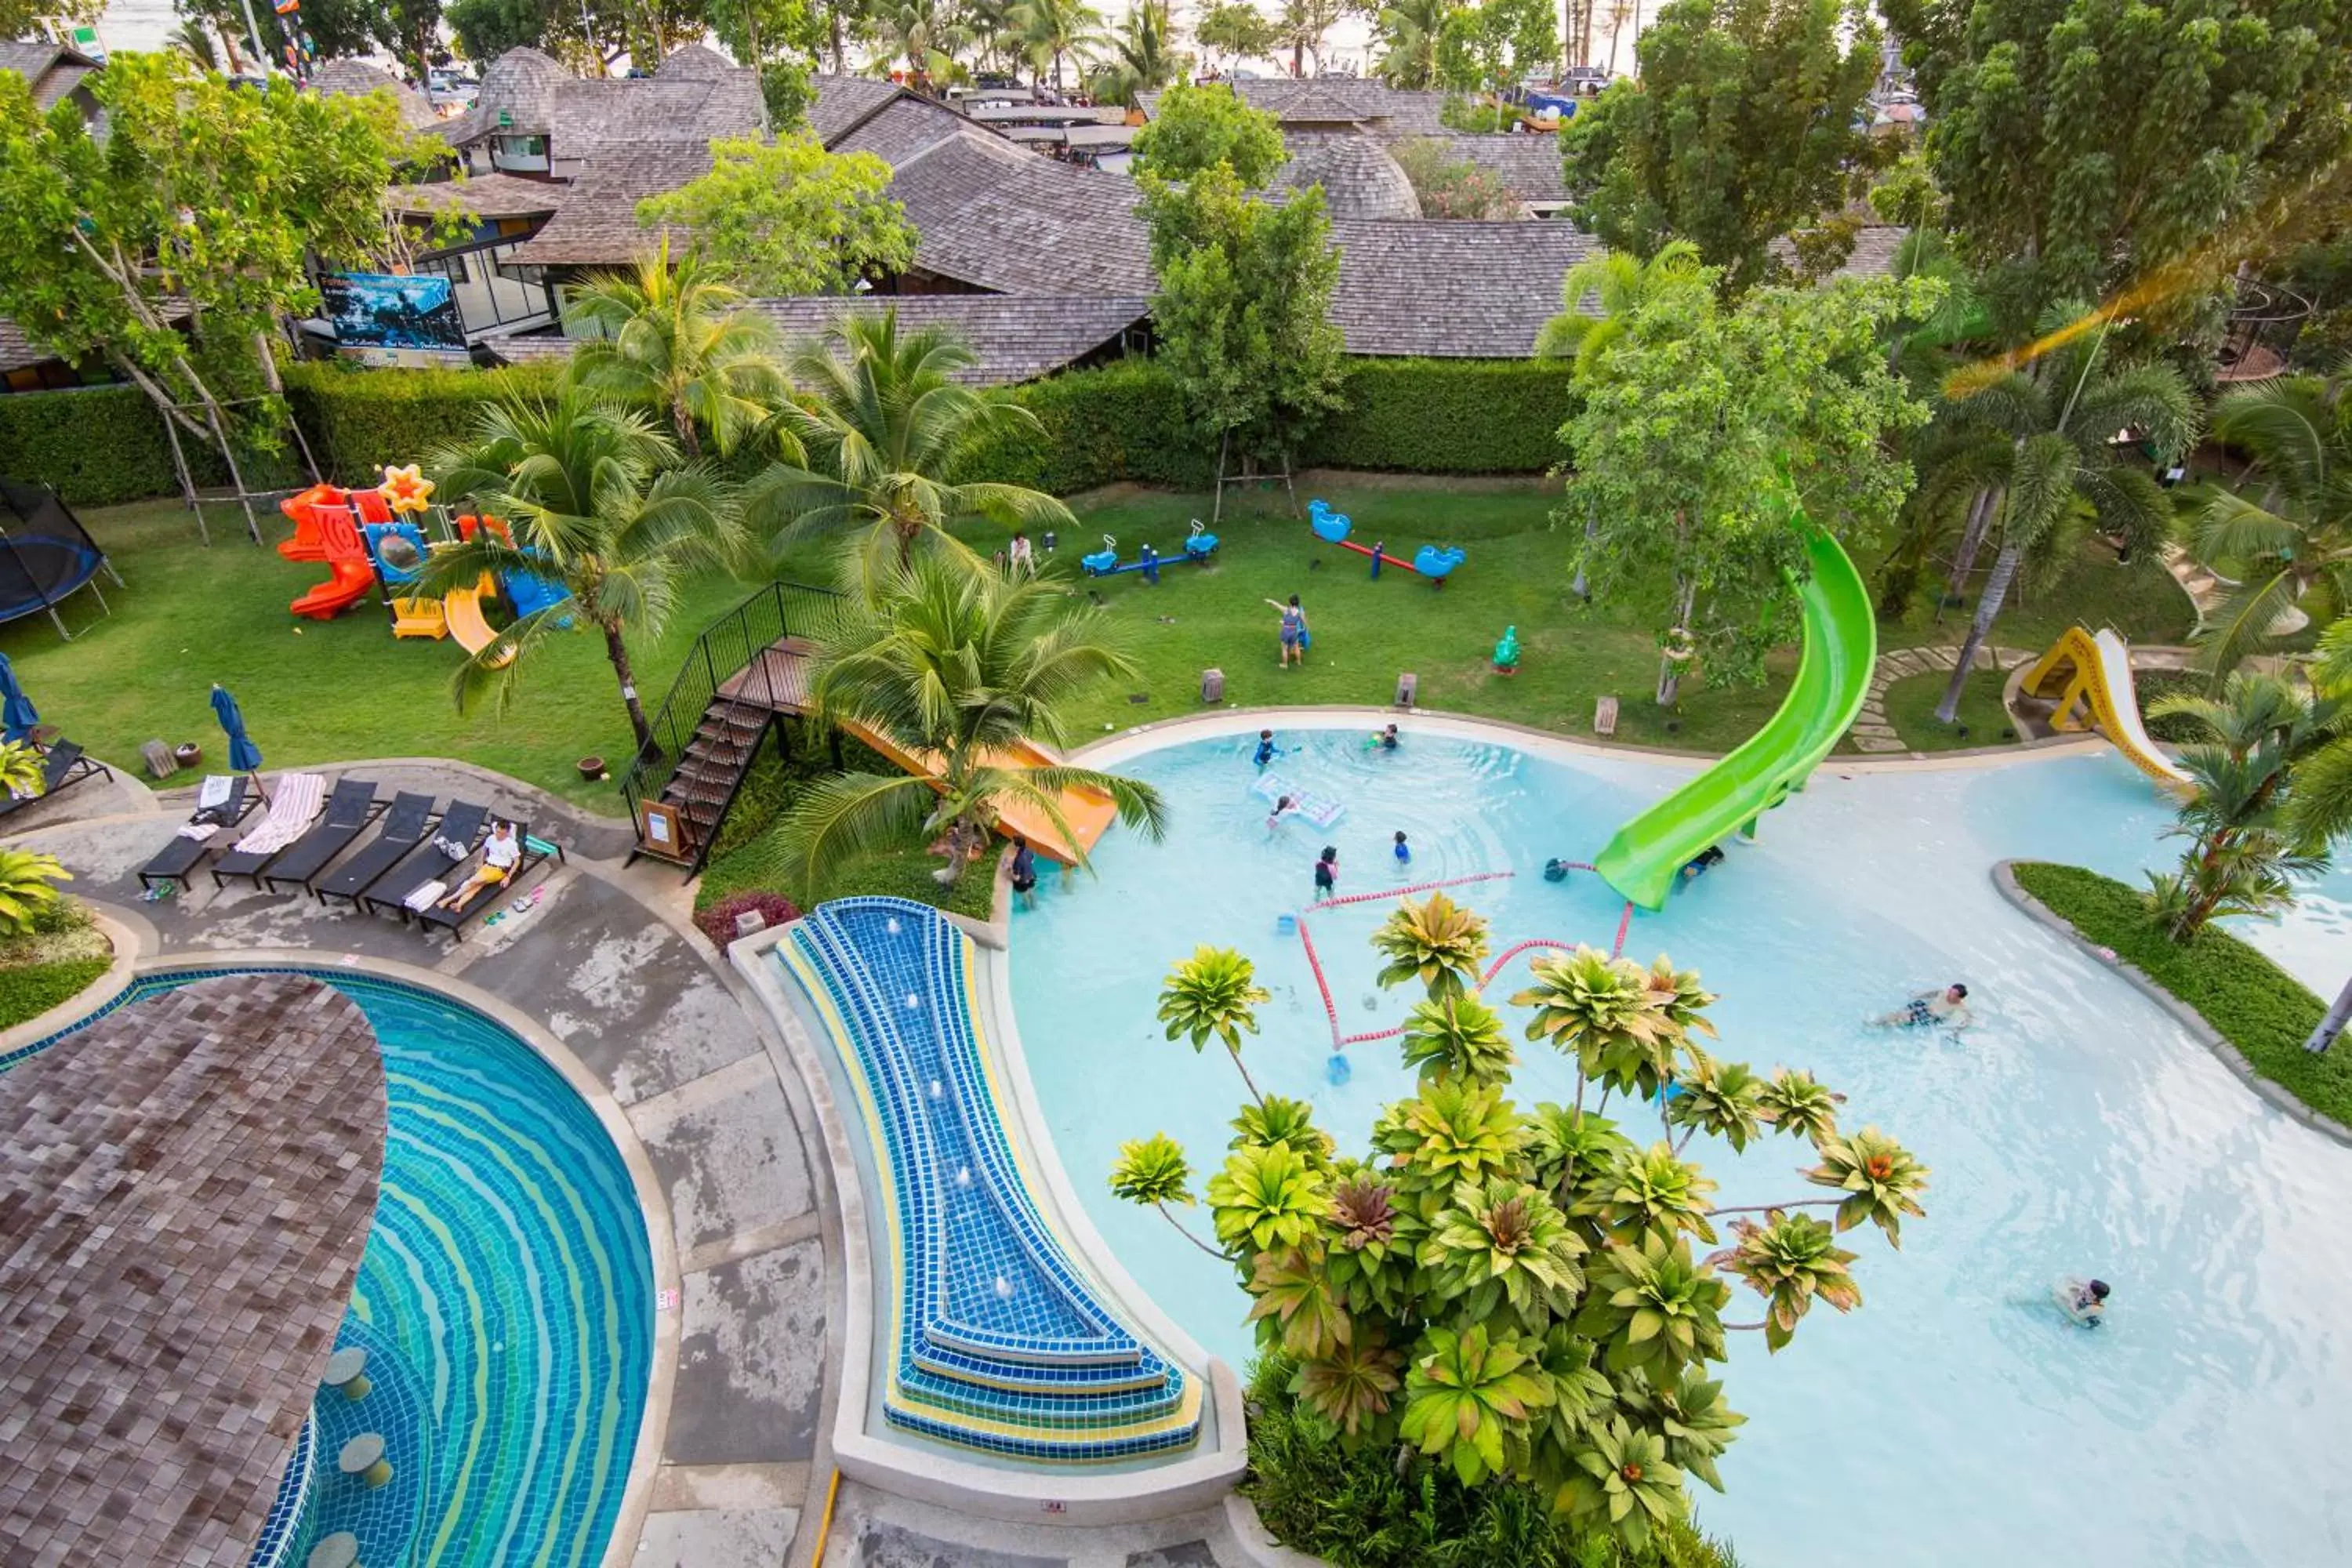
[1593,523,1878,910]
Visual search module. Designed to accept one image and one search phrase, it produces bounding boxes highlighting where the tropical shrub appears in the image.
[0,848,72,938]
[1115,892,1923,1557]
[691,889,803,950]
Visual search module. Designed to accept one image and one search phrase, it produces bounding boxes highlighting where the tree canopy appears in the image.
[1132,81,1287,187]
[1560,260,1937,699]
[634,133,916,296]
[1883,0,2352,337]
[1435,0,1558,96]
[1561,0,1886,294]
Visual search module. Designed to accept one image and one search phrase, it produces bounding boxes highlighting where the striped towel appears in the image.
[232,772,324,857]
[404,880,447,913]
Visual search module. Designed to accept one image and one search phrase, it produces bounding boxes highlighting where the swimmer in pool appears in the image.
[1875,983,1973,1029]
[1253,728,1278,769]
[1392,829,1410,866]
[2056,1276,2111,1327]
[1265,794,1296,833]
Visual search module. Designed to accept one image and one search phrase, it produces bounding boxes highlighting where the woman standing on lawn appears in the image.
[1266,594,1308,668]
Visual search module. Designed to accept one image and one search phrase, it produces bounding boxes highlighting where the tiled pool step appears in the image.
[782,898,1203,1463]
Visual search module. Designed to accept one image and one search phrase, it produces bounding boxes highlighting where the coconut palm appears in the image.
[1159,945,1272,1105]
[1087,1,1180,109]
[564,242,789,459]
[0,848,69,937]
[422,389,750,754]
[1929,333,2196,724]
[170,18,221,69]
[867,0,968,85]
[763,556,1165,893]
[1009,0,1105,91]
[1371,0,1447,89]
[2189,371,2352,677]
[746,310,1073,597]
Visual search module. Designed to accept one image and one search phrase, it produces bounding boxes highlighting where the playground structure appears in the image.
[1592,514,1876,910]
[1081,522,1218,581]
[1307,499,1466,583]
[0,477,119,640]
[2020,627,2195,793]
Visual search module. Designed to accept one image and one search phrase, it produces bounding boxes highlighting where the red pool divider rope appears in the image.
[1613,900,1634,957]
[1306,869,1514,913]
[1295,912,1343,1046]
[1479,938,1575,985]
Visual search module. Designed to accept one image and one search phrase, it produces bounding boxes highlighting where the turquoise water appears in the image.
[1007,725,2352,1566]
[110,972,654,1568]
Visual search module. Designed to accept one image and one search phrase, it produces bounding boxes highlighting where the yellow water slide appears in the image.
[2021,627,2194,793]
[837,719,1116,866]
[442,575,516,670]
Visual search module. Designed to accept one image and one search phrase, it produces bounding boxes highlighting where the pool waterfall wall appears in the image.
[732,919,1250,1524]
[86,946,681,1568]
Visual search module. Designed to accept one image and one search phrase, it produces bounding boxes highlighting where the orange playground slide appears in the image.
[837,718,1116,866]
[279,485,388,563]
[289,496,375,620]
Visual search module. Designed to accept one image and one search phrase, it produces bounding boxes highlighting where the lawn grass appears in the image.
[0,956,111,1030]
[0,500,759,808]
[2010,862,2348,1128]
[1881,666,2023,750]
[6,485,2197,821]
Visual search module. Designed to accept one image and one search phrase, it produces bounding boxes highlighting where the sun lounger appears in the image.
[307,791,436,902]
[136,775,256,894]
[0,740,113,822]
[356,800,489,920]
[413,822,564,939]
[209,772,328,890]
[253,779,383,894]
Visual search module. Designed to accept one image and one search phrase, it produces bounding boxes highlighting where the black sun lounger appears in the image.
[0,740,112,822]
[136,776,256,894]
[412,822,564,940]
[255,779,386,894]
[213,777,374,891]
[314,791,437,906]
[357,800,489,920]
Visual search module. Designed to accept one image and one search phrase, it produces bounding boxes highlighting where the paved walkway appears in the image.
[5,765,835,1568]
[1849,644,2039,753]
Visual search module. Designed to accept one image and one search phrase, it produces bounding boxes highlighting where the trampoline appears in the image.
[0,477,118,640]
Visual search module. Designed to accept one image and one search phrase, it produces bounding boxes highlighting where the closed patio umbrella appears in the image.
[0,654,37,745]
[211,682,263,773]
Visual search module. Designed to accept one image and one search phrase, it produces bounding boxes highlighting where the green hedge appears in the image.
[1308,358,1577,474]
[1,351,1574,507]
[0,956,111,1031]
[2009,862,2346,1127]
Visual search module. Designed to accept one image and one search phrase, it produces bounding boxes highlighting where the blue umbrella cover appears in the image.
[211,683,263,773]
[0,654,38,745]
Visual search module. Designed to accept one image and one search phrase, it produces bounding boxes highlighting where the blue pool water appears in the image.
[106,971,654,1568]
[1007,724,2352,1566]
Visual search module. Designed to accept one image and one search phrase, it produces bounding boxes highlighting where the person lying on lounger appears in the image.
[438,820,521,909]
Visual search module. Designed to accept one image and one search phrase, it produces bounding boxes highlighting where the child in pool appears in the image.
[1253,729,1278,769]
[1393,830,1410,867]
[1314,844,1338,895]
[1265,795,1295,833]
[2055,1276,2111,1327]
[1875,983,1973,1029]
[1369,723,1399,751]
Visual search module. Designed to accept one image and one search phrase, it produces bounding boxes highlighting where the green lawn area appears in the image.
[1882,667,2022,750]
[0,499,756,808]
[5,484,2197,818]
[2009,862,2347,1128]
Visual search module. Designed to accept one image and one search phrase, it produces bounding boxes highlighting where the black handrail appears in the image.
[619,579,837,858]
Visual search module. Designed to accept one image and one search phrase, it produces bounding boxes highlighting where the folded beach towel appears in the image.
[231,771,325,857]
[404,879,447,913]
[197,774,232,811]
[175,822,221,843]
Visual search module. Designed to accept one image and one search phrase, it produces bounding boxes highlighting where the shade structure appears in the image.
[0,653,36,743]
[211,684,263,773]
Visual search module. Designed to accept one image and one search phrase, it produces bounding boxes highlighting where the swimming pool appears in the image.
[102,971,654,1568]
[1007,722,2352,1567]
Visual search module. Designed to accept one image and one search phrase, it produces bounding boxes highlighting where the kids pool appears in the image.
[1007,721,2352,1567]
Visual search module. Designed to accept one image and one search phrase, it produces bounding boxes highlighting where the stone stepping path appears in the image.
[1850,644,2038,753]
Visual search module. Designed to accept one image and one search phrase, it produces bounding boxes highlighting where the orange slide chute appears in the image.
[836,718,1116,866]
[289,493,376,620]
[279,484,388,563]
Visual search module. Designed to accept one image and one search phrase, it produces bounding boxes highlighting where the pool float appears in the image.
[1251,770,1344,828]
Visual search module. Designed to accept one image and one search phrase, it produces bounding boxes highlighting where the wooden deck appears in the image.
[717,637,818,714]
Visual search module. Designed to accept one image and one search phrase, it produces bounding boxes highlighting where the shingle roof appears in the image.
[439,45,759,149]
[487,294,1149,384]
[656,42,733,79]
[1272,132,1421,221]
[0,40,98,112]
[887,129,1155,295]
[1325,219,1599,357]
[1417,133,1567,205]
[506,142,716,266]
[1142,81,1450,136]
[384,170,566,218]
[809,73,906,144]
[440,45,566,143]
[831,93,973,166]
[0,314,51,376]
[307,56,440,132]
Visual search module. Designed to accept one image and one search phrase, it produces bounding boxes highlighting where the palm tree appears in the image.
[1373,0,1446,89]
[422,388,750,754]
[2188,370,2352,677]
[766,556,1167,890]
[2140,670,2342,940]
[1929,332,2195,724]
[1159,946,1272,1105]
[1536,242,1704,599]
[563,241,788,459]
[171,18,221,70]
[1010,0,1104,91]
[867,0,967,86]
[746,310,1073,597]
[1089,1,1181,109]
